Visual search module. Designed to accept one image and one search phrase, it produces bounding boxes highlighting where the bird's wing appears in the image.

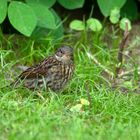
[19,56,57,79]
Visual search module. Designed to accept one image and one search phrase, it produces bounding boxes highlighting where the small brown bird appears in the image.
[13,46,74,91]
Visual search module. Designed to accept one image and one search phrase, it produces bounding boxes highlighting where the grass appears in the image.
[0,31,140,140]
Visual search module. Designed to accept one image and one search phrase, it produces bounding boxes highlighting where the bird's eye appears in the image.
[60,49,63,54]
[56,49,64,57]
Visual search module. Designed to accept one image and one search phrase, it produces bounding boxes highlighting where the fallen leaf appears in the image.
[80,98,90,106]
[70,104,82,112]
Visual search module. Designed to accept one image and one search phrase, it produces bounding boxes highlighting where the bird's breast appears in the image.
[46,63,74,91]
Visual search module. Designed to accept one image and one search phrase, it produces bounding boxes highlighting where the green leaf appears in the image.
[109,7,120,24]
[87,18,102,32]
[26,0,56,8]
[49,9,64,40]
[69,20,85,31]
[8,1,37,37]
[57,0,85,9]
[119,18,131,31]
[31,9,64,43]
[121,0,138,20]
[97,0,126,16]
[28,4,56,29]
[0,0,7,23]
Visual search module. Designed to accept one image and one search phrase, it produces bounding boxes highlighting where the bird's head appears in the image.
[55,46,74,64]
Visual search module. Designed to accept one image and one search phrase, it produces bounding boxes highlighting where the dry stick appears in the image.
[87,52,114,78]
[116,21,130,78]
[37,92,45,101]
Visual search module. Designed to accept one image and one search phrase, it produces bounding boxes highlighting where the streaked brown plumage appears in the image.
[13,46,74,91]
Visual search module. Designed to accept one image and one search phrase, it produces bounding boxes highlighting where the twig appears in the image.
[37,92,45,101]
[116,21,130,77]
[87,52,114,78]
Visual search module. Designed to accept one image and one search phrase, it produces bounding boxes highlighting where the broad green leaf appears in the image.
[70,104,82,112]
[87,18,102,32]
[31,27,48,40]
[57,0,85,9]
[26,0,56,8]
[109,7,120,24]
[28,4,56,29]
[80,98,90,106]
[70,20,85,31]
[8,1,37,37]
[31,9,64,43]
[119,18,131,31]
[0,0,7,23]
[97,0,126,17]
[49,9,64,41]
[121,0,138,20]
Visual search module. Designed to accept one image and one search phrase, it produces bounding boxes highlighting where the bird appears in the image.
[12,46,74,91]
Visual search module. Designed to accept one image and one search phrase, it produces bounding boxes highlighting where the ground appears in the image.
[0,23,140,140]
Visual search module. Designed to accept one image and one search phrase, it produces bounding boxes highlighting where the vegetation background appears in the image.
[0,0,140,139]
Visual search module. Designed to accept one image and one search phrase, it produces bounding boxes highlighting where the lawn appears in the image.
[0,31,140,140]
